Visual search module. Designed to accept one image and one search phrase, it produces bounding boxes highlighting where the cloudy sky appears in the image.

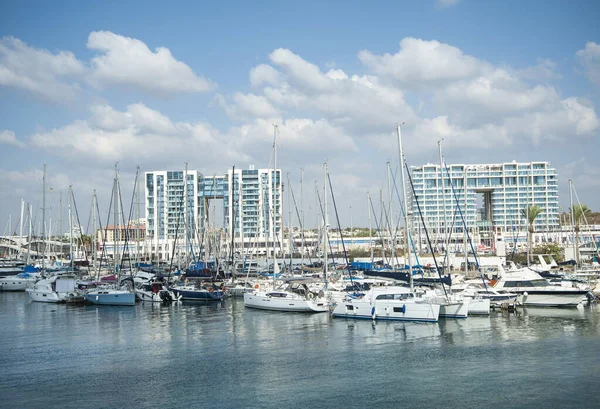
[0,0,599,234]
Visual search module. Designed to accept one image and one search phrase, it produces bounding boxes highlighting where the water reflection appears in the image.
[1,292,599,409]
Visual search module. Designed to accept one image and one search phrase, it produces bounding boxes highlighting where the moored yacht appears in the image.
[493,266,589,307]
[170,282,225,301]
[26,274,78,303]
[0,271,39,291]
[84,288,136,306]
[331,286,440,322]
[135,281,181,303]
[244,279,329,313]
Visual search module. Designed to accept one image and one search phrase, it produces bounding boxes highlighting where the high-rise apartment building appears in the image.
[145,166,282,259]
[409,161,559,246]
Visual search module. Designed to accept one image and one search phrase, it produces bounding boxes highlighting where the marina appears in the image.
[1,1,599,407]
[0,292,598,409]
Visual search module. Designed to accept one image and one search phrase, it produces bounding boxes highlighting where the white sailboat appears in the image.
[332,286,440,322]
[84,164,135,306]
[244,126,328,313]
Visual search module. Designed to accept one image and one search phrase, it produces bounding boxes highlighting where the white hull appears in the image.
[26,274,77,303]
[465,297,491,315]
[244,292,328,312]
[516,291,588,307]
[135,288,180,303]
[332,299,440,322]
[0,276,37,291]
[495,266,589,307]
[438,298,470,318]
[26,289,63,303]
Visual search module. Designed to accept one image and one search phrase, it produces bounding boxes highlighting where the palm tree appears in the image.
[571,204,591,265]
[521,204,543,259]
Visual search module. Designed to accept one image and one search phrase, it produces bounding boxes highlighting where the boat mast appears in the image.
[300,168,304,270]
[287,172,292,272]
[184,162,189,269]
[323,162,328,289]
[387,161,394,266]
[92,190,97,270]
[396,124,413,291]
[68,185,73,272]
[113,164,119,281]
[230,165,236,279]
[27,204,33,265]
[272,125,278,290]
[368,192,374,264]
[42,163,46,271]
[19,199,24,259]
[569,179,578,266]
[438,139,450,272]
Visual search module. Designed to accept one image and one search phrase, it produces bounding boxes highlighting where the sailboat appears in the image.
[243,125,328,313]
[332,126,440,322]
[244,260,329,312]
[84,165,135,306]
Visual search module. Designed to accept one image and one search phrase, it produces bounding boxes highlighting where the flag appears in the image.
[49,187,54,192]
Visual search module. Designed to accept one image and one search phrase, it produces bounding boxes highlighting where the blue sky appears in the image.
[0,0,599,233]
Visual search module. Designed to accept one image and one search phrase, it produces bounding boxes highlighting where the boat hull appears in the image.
[171,287,225,301]
[26,289,64,303]
[84,291,136,306]
[244,292,328,312]
[466,297,491,315]
[135,289,180,303]
[332,300,440,322]
[515,290,588,307]
[438,298,470,318]
[0,277,36,291]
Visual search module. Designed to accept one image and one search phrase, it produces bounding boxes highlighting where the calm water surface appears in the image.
[1,293,599,409]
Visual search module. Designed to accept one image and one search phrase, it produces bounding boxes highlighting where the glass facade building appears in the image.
[145,167,282,245]
[409,161,560,236]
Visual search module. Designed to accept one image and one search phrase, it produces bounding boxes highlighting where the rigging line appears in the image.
[380,190,395,266]
[117,168,137,276]
[444,162,488,291]
[326,170,353,285]
[70,187,91,274]
[389,164,423,276]
[368,194,387,266]
[404,159,449,299]
[287,176,313,265]
[315,183,336,266]
[96,179,114,282]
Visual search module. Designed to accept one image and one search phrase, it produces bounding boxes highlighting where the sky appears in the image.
[0,0,599,235]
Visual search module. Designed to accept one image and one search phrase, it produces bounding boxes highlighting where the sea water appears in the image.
[0,292,599,409]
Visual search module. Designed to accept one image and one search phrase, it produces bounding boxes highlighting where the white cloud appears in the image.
[269,48,332,92]
[87,31,214,94]
[505,97,599,145]
[518,58,561,80]
[249,64,283,88]
[29,103,246,166]
[215,92,280,119]
[0,36,84,100]
[576,41,600,86]
[229,117,358,155]
[0,130,26,148]
[358,38,483,86]
[255,50,418,134]
[218,41,597,157]
[27,103,356,175]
